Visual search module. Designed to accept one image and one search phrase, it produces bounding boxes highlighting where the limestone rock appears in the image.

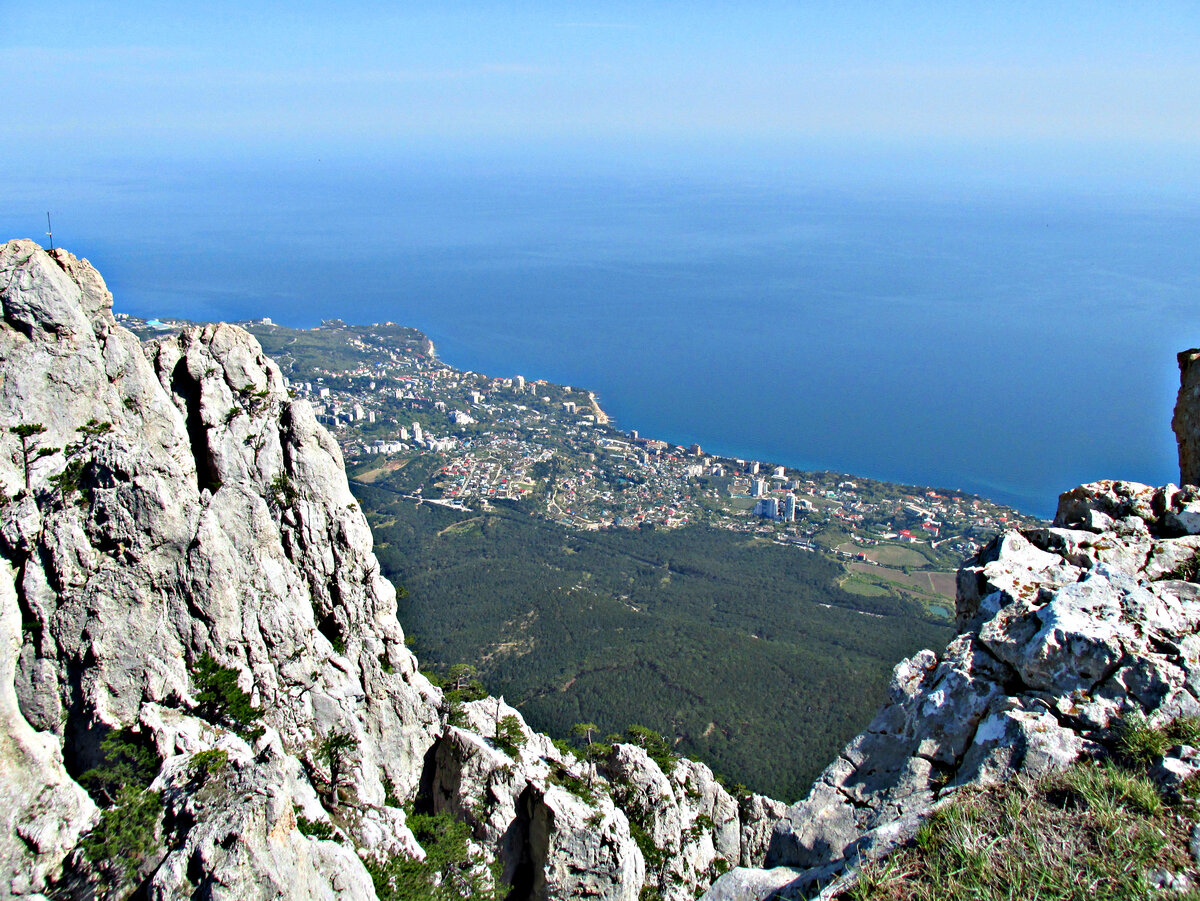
[737,794,789,868]
[2,240,765,901]
[720,474,1200,899]
[0,240,449,897]
[1175,348,1200,486]
[603,744,740,900]
[426,699,644,901]
[0,556,96,897]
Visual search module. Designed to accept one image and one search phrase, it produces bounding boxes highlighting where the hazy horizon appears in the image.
[4,2,1199,516]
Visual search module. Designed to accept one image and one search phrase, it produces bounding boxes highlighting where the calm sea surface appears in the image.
[5,155,1198,517]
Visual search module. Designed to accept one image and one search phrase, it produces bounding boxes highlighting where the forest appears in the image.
[354,480,953,801]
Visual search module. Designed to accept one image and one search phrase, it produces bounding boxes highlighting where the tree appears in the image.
[317,731,358,808]
[492,715,526,759]
[80,727,161,807]
[572,722,599,750]
[77,726,163,898]
[447,663,480,694]
[571,722,603,788]
[193,653,264,739]
[10,423,55,490]
[625,725,676,773]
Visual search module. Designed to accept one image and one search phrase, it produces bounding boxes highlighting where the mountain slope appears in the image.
[0,240,777,901]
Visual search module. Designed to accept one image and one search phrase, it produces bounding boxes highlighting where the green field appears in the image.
[840,542,931,568]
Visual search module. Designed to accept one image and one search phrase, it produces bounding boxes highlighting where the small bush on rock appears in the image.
[188,749,229,782]
[192,653,264,740]
[365,811,506,900]
[81,785,163,896]
[491,715,526,759]
[77,727,164,897]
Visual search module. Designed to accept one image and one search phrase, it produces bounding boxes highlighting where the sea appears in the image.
[5,148,1199,518]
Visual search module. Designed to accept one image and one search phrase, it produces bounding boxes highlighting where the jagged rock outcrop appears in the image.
[0,239,445,897]
[0,240,757,900]
[422,698,767,901]
[425,699,644,900]
[706,476,1200,899]
[1175,348,1200,487]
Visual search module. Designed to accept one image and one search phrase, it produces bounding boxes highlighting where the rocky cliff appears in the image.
[0,240,769,900]
[705,479,1200,898]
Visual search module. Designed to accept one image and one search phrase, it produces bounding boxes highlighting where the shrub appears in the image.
[270,472,298,508]
[365,811,506,900]
[79,727,161,806]
[491,715,526,759]
[548,763,598,806]
[81,786,162,894]
[294,807,336,841]
[193,653,264,740]
[382,774,402,808]
[189,749,229,782]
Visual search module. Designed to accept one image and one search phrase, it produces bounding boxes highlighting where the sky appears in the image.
[5,1,1200,186]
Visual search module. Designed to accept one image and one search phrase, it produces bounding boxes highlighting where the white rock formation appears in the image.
[0,240,752,900]
[707,477,1200,899]
[0,239,446,897]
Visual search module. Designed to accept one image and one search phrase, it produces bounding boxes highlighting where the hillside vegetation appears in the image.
[354,481,952,800]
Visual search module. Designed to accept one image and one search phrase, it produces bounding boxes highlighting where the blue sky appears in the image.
[6,1,1199,175]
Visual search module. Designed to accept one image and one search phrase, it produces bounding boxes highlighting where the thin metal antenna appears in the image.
[46,212,53,251]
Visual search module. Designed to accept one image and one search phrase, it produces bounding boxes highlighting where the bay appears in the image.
[5,151,1198,517]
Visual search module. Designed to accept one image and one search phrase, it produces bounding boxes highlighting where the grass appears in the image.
[842,731,1200,901]
[845,563,956,602]
[863,545,930,569]
[841,576,892,598]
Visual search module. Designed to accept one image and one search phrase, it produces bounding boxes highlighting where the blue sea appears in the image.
[5,148,1199,518]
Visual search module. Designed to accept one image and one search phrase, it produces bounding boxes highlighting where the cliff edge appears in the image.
[0,241,767,900]
[706,470,1200,891]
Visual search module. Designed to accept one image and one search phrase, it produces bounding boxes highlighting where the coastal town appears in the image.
[123,314,1037,594]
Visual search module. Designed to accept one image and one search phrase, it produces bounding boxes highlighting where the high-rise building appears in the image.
[784,493,797,522]
[754,497,779,519]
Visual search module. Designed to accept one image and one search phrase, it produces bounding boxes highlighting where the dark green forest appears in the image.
[354,481,952,801]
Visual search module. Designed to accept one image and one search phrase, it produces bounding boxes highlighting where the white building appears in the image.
[754,497,779,519]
